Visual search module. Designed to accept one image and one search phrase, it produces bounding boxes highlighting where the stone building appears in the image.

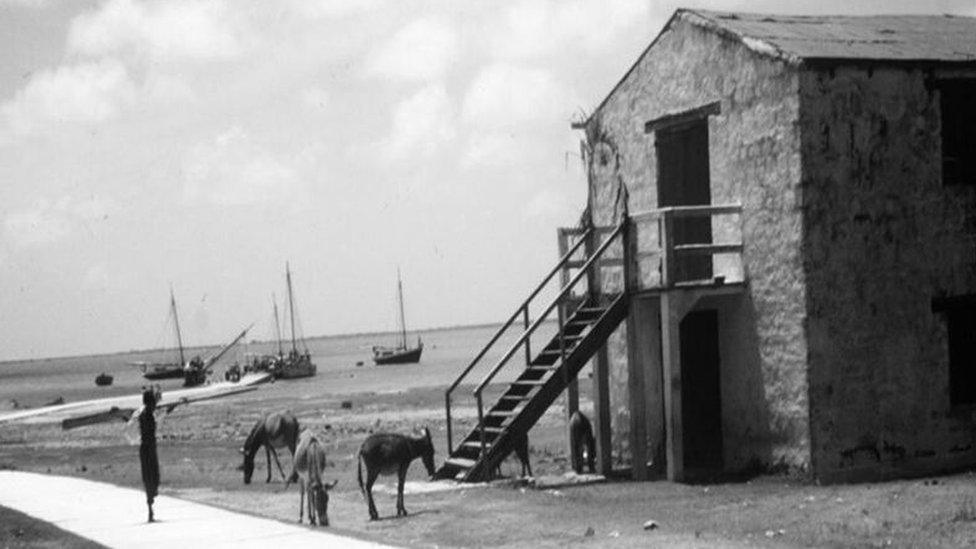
[568,9,976,483]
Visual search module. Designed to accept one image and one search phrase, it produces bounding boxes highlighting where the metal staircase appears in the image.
[435,221,630,482]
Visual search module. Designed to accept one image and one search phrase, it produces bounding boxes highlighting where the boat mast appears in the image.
[286,262,297,353]
[397,267,407,349]
[171,287,186,366]
[272,293,284,357]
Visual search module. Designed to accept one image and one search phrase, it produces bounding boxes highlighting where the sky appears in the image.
[1,0,974,361]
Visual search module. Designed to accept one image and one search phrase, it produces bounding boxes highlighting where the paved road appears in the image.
[0,471,395,548]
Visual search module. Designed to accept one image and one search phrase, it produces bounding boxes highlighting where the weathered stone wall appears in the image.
[585,15,810,472]
[800,66,976,481]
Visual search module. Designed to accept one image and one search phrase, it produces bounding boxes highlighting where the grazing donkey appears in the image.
[285,430,337,526]
[357,427,435,520]
[491,431,532,479]
[240,411,300,484]
[570,411,596,474]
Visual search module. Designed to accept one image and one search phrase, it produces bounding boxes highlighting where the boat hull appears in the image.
[372,345,423,365]
[274,353,317,379]
[142,364,185,380]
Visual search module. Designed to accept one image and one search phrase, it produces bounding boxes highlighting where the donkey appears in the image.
[491,431,532,479]
[570,410,596,474]
[240,411,300,484]
[285,430,337,526]
[357,427,435,520]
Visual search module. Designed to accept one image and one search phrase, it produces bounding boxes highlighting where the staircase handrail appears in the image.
[472,221,624,398]
[444,226,593,453]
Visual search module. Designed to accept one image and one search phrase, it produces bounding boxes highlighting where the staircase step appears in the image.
[511,379,547,386]
[499,394,531,402]
[445,457,477,469]
[487,409,520,417]
[460,441,490,450]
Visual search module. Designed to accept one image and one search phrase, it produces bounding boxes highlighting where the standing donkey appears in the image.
[357,427,435,520]
[491,431,532,479]
[570,411,596,474]
[285,430,337,526]
[240,411,300,484]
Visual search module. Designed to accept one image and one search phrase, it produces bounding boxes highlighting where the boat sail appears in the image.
[134,288,188,380]
[273,263,317,379]
[372,268,423,365]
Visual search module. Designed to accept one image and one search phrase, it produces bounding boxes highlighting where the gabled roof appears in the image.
[583,9,976,127]
[686,9,976,64]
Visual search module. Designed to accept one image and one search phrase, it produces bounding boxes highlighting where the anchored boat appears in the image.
[272,263,316,379]
[373,269,423,365]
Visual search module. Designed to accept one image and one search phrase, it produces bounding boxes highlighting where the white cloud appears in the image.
[3,196,113,249]
[182,127,309,206]
[380,84,455,161]
[365,17,458,82]
[283,0,386,19]
[460,63,579,168]
[67,0,242,63]
[0,60,136,136]
[523,186,577,222]
[462,64,578,129]
[300,87,329,111]
[490,0,649,60]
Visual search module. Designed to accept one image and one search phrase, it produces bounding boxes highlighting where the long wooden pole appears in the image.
[397,267,407,349]
[272,293,283,357]
[286,262,297,353]
[170,287,186,366]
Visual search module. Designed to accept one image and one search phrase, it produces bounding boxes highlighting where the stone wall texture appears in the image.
[586,17,811,473]
[800,65,976,481]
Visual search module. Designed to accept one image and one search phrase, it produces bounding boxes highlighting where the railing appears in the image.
[630,203,744,289]
[443,226,594,454]
[471,222,626,458]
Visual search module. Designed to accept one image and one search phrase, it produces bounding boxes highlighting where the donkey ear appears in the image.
[423,426,431,440]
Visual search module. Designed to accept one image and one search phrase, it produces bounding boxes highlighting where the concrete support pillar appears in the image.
[626,298,654,480]
[660,289,700,482]
[592,347,613,475]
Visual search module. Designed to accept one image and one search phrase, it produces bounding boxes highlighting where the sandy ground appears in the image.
[2,372,976,547]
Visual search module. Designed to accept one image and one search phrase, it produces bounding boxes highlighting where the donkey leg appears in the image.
[298,482,305,523]
[265,445,273,483]
[396,465,409,517]
[365,471,380,521]
[269,446,287,481]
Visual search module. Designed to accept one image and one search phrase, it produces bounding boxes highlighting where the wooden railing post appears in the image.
[558,228,580,461]
[660,211,676,288]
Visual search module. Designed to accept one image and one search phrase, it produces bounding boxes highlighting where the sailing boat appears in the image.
[243,294,285,375]
[372,268,423,365]
[134,289,188,380]
[273,263,317,379]
[182,325,252,387]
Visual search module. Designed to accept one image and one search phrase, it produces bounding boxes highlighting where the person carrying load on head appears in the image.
[139,386,161,522]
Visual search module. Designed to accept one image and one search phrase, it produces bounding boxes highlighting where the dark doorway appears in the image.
[656,119,712,282]
[680,309,723,471]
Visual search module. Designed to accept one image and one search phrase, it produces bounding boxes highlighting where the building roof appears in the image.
[581,9,976,127]
[684,9,976,64]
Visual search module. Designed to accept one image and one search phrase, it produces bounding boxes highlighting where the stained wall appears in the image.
[585,14,811,473]
[799,65,976,481]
